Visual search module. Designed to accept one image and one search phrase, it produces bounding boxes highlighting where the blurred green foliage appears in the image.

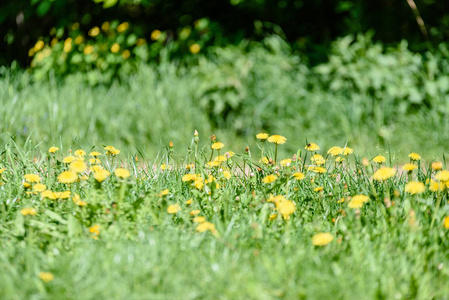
[2,34,449,157]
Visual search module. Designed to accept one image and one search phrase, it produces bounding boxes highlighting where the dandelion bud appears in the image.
[194,130,199,143]
[210,135,216,142]
[245,147,249,154]
[362,157,369,167]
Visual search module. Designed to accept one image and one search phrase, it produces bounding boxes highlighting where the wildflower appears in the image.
[74,149,86,157]
[327,146,343,156]
[39,272,54,283]
[190,211,201,217]
[214,155,227,162]
[75,199,87,206]
[23,182,31,188]
[222,170,232,180]
[167,204,181,214]
[225,151,235,158]
[256,133,269,140]
[88,26,100,37]
[312,233,334,246]
[58,171,78,184]
[117,22,129,32]
[314,186,324,192]
[41,190,57,200]
[57,191,71,199]
[89,224,100,236]
[63,38,72,52]
[362,158,369,167]
[182,174,197,182]
[305,143,320,151]
[186,199,193,205]
[429,179,445,192]
[435,170,449,182]
[33,183,46,192]
[276,200,296,220]
[408,153,421,161]
[348,195,369,209]
[432,162,443,171]
[151,29,161,40]
[122,50,130,59]
[0,168,5,175]
[69,160,87,173]
[194,178,204,190]
[20,207,37,216]
[195,221,217,234]
[104,146,120,156]
[190,43,201,54]
[87,152,100,159]
[280,159,292,167]
[62,156,76,163]
[114,168,131,179]
[373,155,386,164]
[269,214,277,221]
[311,154,325,166]
[24,174,41,183]
[207,161,220,167]
[405,181,425,195]
[93,169,110,182]
[343,147,353,155]
[335,157,345,163]
[313,167,327,174]
[211,142,225,150]
[267,195,286,204]
[261,157,269,164]
[292,172,305,180]
[373,167,396,181]
[263,174,278,184]
[48,146,59,153]
[402,163,417,172]
[91,165,104,172]
[444,216,449,229]
[159,189,169,197]
[267,135,287,145]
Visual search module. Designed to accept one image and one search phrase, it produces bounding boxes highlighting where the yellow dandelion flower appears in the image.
[276,200,296,220]
[314,186,324,192]
[312,232,334,246]
[225,151,235,158]
[83,45,94,55]
[267,195,286,204]
[263,174,278,184]
[429,180,445,192]
[256,133,269,140]
[62,155,76,164]
[222,170,232,180]
[182,174,197,182]
[305,143,320,151]
[0,168,5,175]
[408,153,421,161]
[104,146,120,155]
[58,191,71,199]
[373,167,396,181]
[159,189,169,196]
[444,216,449,229]
[110,43,120,53]
[335,157,345,163]
[75,199,87,206]
[190,43,201,54]
[327,146,343,156]
[34,40,45,52]
[91,165,104,172]
[114,168,131,179]
[195,221,217,234]
[373,155,386,164]
[89,224,100,236]
[186,199,193,205]
[190,210,201,216]
[63,38,72,52]
[20,207,37,216]
[88,26,100,37]
[39,272,54,283]
[207,161,221,167]
[24,174,41,183]
[348,194,369,209]
[69,160,87,173]
[269,214,277,221]
[41,190,57,200]
[167,204,181,214]
[33,183,46,192]
[343,147,353,155]
[313,166,327,174]
[432,162,443,171]
[117,22,129,32]
[214,155,227,162]
[267,135,287,145]
[122,49,130,59]
[94,169,110,182]
[89,151,102,157]
[136,38,146,46]
[280,159,292,167]
[151,29,161,41]
[101,21,110,31]
[402,163,417,172]
[58,171,78,184]
[48,146,59,153]
[292,172,305,180]
[311,154,325,166]
[74,35,84,45]
[211,142,225,150]
[194,178,204,190]
[405,181,425,195]
[436,170,449,182]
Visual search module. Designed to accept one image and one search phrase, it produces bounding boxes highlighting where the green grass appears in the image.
[1,137,449,299]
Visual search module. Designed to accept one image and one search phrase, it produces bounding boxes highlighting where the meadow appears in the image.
[1,131,449,299]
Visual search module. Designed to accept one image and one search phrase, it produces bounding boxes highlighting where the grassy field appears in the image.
[1,134,449,299]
